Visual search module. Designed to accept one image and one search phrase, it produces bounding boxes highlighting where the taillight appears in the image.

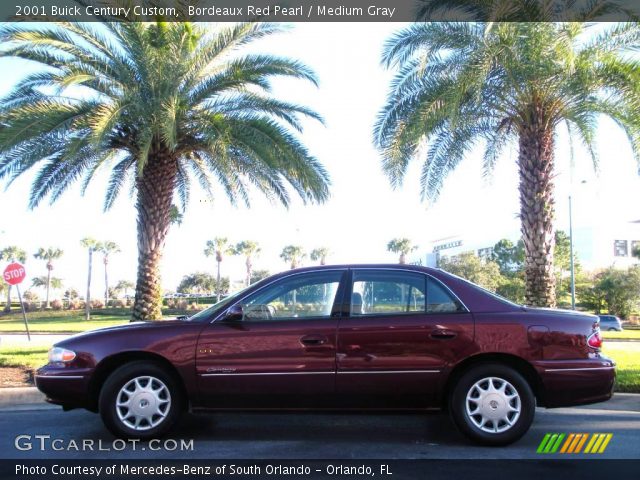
[588,331,603,349]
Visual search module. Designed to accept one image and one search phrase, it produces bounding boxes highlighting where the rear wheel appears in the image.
[449,363,535,446]
[99,361,183,439]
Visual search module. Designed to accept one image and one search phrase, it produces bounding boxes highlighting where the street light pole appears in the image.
[569,194,576,310]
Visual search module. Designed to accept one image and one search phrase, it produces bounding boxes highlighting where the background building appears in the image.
[415,220,640,270]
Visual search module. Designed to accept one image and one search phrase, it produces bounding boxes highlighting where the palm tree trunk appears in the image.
[132,147,178,322]
[45,264,52,308]
[104,259,109,307]
[216,260,221,303]
[399,252,406,264]
[246,257,252,287]
[85,249,92,320]
[4,286,11,313]
[518,121,556,308]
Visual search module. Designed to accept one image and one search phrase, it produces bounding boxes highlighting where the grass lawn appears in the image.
[602,329,640,340]
[602,344,640,393]
[0,307,204,333]
[0,309,130,333]
[0,346,48,369]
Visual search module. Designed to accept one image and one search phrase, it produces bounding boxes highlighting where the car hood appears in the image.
[55,319,190,345]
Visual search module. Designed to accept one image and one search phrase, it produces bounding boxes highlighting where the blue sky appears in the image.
[1,22,639,296]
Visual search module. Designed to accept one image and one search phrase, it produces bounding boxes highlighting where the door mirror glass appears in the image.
[222,304,243,322]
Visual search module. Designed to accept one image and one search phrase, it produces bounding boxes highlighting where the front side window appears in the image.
[351,270,426,316]
[240,271,343,321]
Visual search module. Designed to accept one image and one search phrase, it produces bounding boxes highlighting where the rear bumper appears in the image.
[34,365,93,409]
[534,356,616,408]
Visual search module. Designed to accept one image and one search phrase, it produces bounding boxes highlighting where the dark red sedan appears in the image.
[35,265,615,445]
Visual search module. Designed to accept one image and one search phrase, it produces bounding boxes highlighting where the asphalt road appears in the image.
[0,403,638,460]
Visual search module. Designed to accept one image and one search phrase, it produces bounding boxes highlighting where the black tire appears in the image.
[99,361,183,439]
[449,363,535,446]
[608,328,616,331]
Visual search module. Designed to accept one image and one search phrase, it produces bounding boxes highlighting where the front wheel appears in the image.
[449,363,535,446]
[99,361,183,439]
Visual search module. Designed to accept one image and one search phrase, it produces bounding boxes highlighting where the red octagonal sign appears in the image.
[3,262,26,286]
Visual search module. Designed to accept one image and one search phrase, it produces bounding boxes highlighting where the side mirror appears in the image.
[222,304,243,322]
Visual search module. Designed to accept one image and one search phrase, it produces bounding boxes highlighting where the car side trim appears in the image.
[199,371,334,377]
[34,375,84,379]
[544,367,615,372]
[337,370,441,374]
[199,369,441,377]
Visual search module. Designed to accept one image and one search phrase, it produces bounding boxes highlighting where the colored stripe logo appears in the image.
[537,433,612,454]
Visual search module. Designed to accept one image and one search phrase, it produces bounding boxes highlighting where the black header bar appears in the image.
[2,0,639,22]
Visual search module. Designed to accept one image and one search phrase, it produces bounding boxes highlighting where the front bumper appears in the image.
[34,365,93,409]
[534,356,616,408]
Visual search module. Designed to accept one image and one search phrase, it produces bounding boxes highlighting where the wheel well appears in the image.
[88,351,189,412]
[442,353,545,409]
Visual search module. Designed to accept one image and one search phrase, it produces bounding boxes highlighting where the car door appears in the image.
[336,268,474,407]
[196,269,347,408]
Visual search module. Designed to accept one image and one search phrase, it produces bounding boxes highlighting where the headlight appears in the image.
[48,347,76,363]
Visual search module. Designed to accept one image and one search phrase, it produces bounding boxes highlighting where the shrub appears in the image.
[50,299,64,310]
[68,299,83,310]
[111,299,127,308]
[90,299,104,309]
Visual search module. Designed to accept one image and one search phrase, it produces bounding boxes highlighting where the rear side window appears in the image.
[351,270,426,316]
[426,277,466,313]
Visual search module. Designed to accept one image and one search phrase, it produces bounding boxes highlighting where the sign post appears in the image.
[3,262,30,341]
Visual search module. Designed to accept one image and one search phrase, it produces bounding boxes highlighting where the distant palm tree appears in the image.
[80,238,100,320]
[169,205,184,227]
[415,0,634,22]
[204,238,232,302]
[280,245,306,269]
[233,241,261,287]
[310,247,331,266]
[33,247,64,308]
[114,280,135,300]
[376,22,640,306]
[386,239,417,264]
[0,246,27,312]
[98,241,120,307]
[31,276,63,292]
[0,22,330,321]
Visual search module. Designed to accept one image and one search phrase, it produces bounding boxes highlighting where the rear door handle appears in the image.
[300,335,328,346]
[430,330,457,340]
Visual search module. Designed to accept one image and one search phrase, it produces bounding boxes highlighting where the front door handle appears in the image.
[300,334,327,346]
[430,329,457,340]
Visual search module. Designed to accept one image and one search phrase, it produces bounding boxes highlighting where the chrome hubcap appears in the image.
[465,376,521,433]
[116,376,171,431]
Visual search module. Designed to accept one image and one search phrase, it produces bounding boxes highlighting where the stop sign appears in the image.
[3,262,26,286]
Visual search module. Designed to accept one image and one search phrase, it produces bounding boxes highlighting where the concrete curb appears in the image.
[0,387,46,406]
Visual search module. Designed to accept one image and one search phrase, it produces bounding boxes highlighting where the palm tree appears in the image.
[0,246,27,312]
[98,241,120,307]
[114,280,135,299]
[31,276,63,294]
[375,22,640,307]
[233,241,261,287]
[204,238,232,302]
[0,22,330,321]
[80,238,100,320]
[280,245,307,269]
[310,247,331,265]
[33,247,64,308]
[415,0,636,22]
[386,238,417,265]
